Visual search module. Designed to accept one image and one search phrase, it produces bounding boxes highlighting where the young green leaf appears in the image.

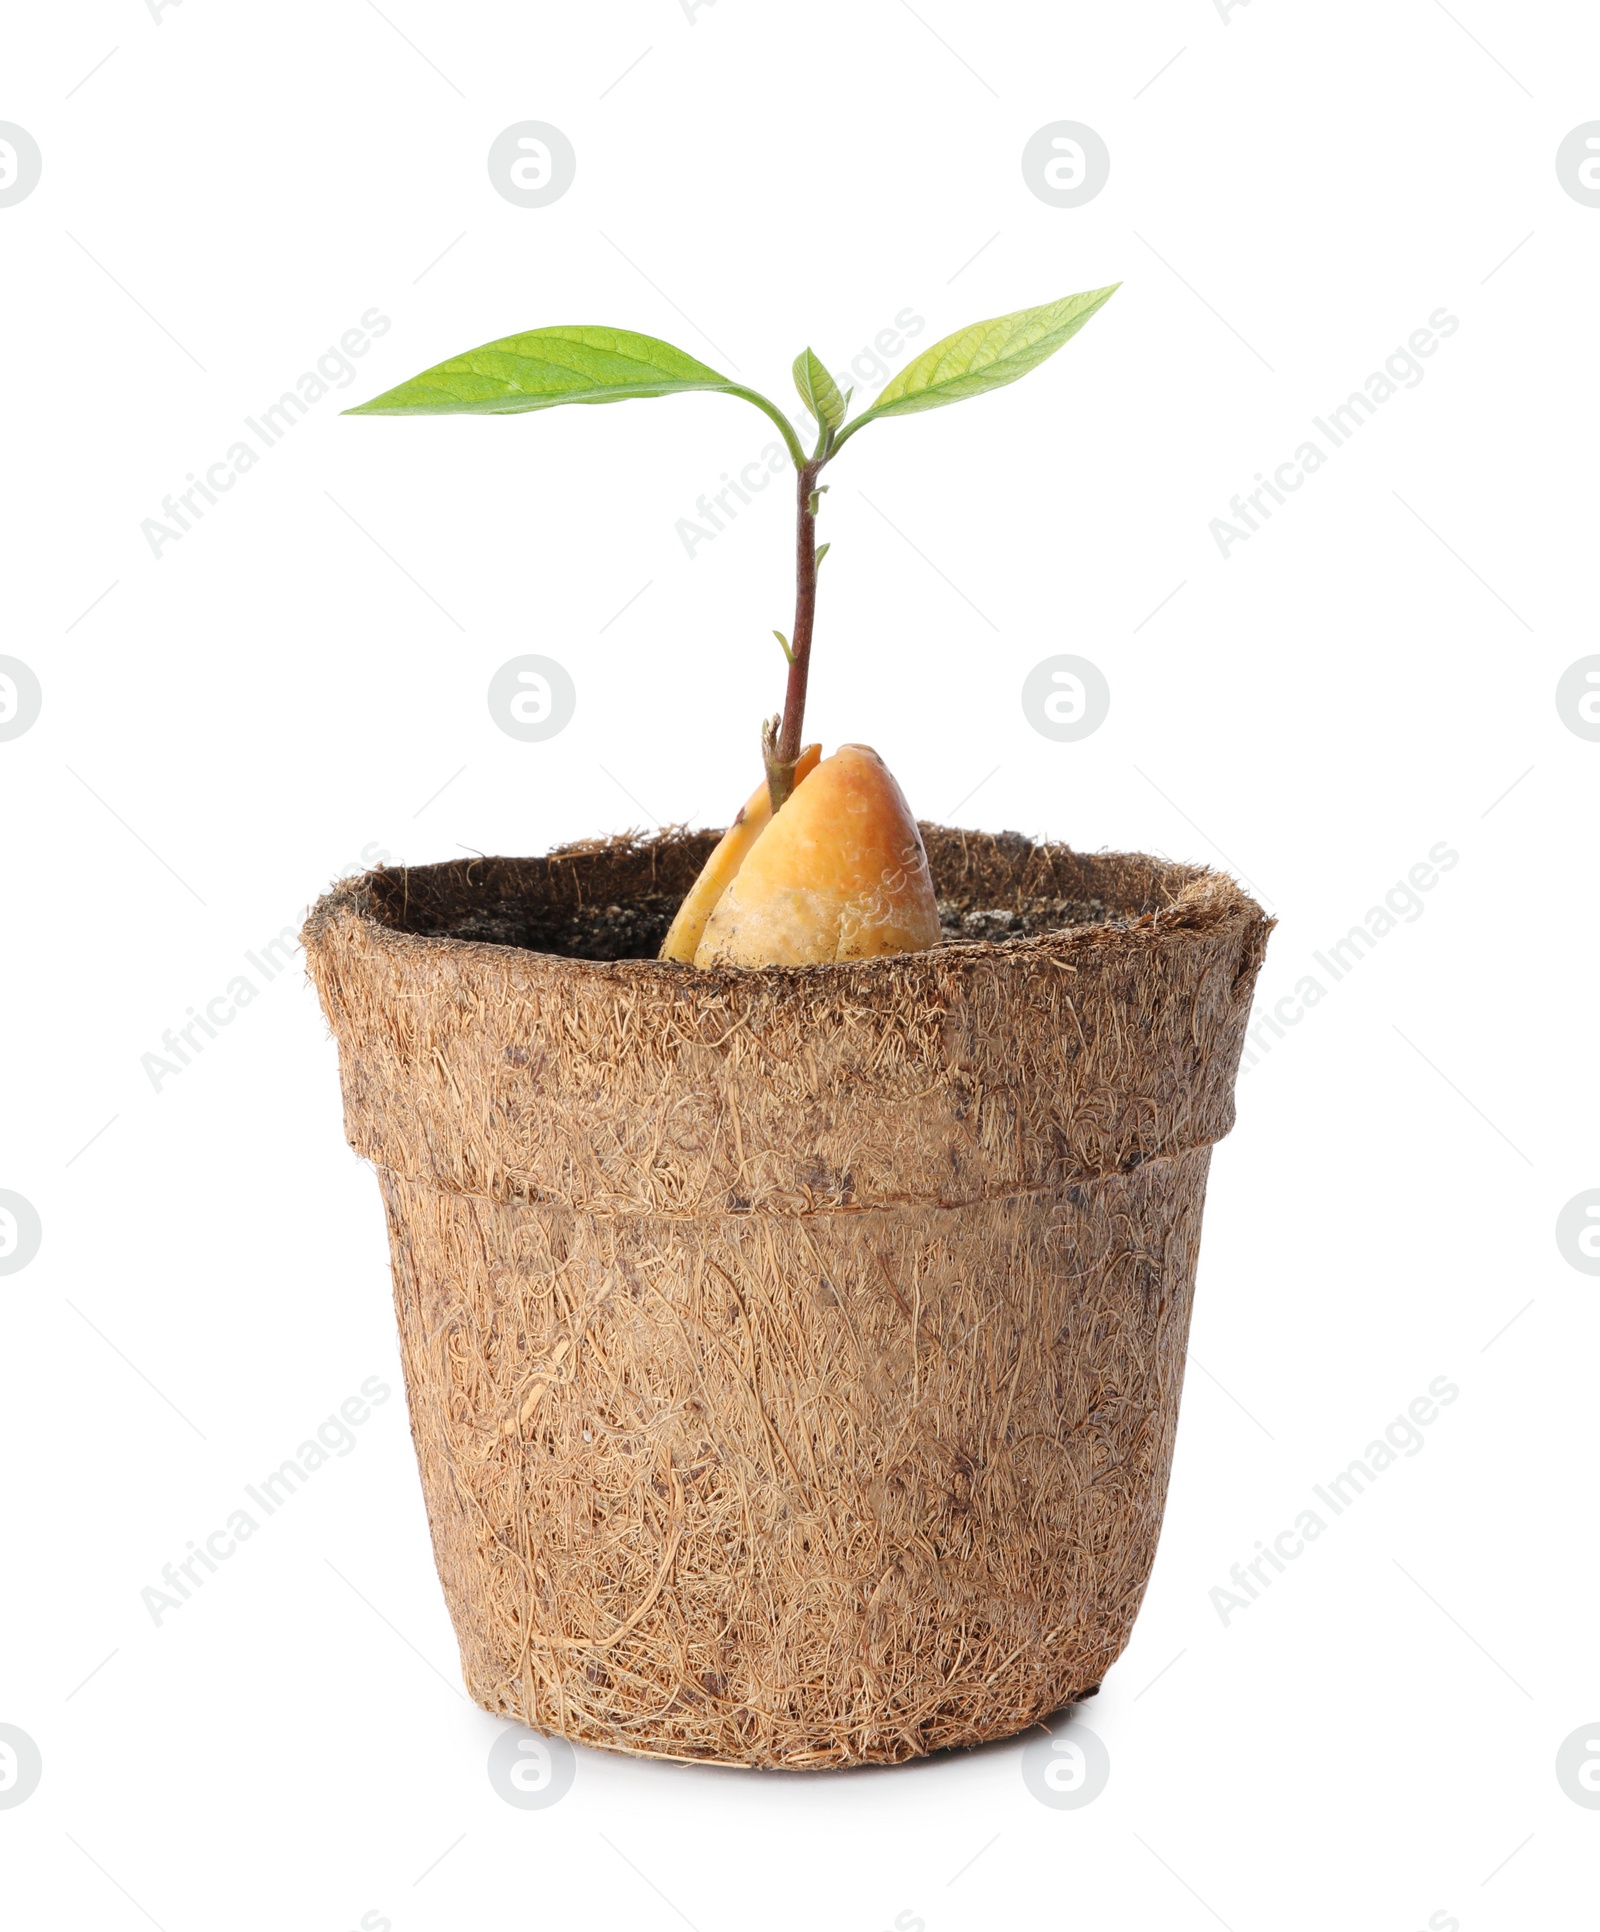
[347,323,808,463]
[833,285,1119,447]
[791,348,846,432]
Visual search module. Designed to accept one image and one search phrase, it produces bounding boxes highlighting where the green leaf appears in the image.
[834,286,1120,447]
[348,324,736,415]
[346,323,809,464]
[791,347,846,432]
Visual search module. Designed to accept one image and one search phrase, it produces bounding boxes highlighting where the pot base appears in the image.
[380,1151,1209,1768]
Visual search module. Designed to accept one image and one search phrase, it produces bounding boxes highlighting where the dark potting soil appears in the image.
[416,892,1124,962]
[411,891,688,963]
[938,897,1127,944]
[365,827,1164,964]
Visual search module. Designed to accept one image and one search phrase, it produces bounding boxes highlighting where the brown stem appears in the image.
[765,456,825,813]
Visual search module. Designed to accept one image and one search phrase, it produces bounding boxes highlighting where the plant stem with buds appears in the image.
[764,455,827,812]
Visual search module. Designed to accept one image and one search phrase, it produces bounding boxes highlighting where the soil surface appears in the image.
[936,897,1127,944]
[408,891,687,962]
[417,892,1125,962]
[360,825,1167,964]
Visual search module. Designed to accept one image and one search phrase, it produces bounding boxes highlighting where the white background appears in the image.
[3,1,1597,1927]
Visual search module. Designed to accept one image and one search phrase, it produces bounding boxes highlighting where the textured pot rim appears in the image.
[304,828,1267,991]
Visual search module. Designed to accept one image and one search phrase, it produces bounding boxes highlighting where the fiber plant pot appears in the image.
[303,827,1270,1767]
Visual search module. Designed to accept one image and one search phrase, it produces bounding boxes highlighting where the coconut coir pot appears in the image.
[302,825,1270,1767]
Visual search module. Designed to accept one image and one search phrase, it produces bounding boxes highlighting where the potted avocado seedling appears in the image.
[304,287,1272,1768]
